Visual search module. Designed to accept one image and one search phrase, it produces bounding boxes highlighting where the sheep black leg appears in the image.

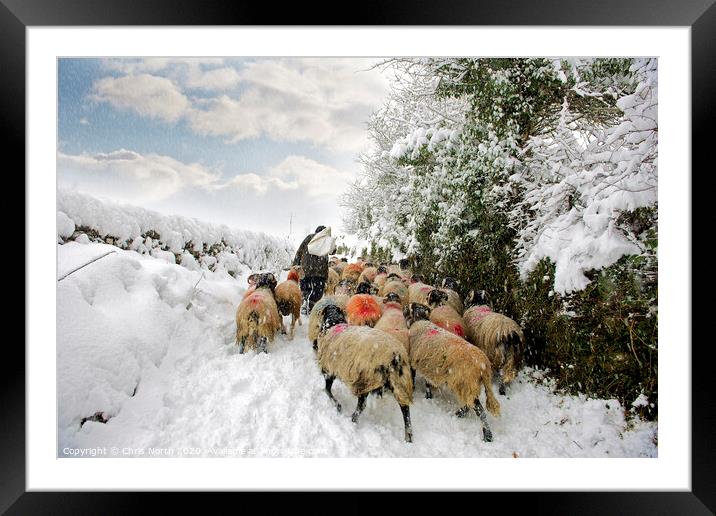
[498,371,506,396]
[400,404,413,443]
[425,383,433,400]
[411,367,416,384]
[257,336,268,354]
[238,337,246,355]
[455,406,469,418]
[351,394,368,423]
[474,398,493,442]
[324,374,342,413]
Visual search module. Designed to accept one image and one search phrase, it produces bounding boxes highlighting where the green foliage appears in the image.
[347,58,658,420]
[515,252,658,420]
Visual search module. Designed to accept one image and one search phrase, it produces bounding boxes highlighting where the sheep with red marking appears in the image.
[235,273,282,354]
[357,266,379,285]
[408,280,434,307]
[307,294,349,350]
[462,289,494,332]
[427,289,467,339]
[406,302,500,442]
[316,304,414,442]
[437,277,464,315]
[274,268,302,340]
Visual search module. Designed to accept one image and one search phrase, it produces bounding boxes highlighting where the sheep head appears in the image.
[256,272,278,293]
[442,277,459,291]
[320,304,347,334]
[404,302,431,327]
[427,288,449,308]
[356,281,373,295]
[384,292,401,305]
[465,289,489,308]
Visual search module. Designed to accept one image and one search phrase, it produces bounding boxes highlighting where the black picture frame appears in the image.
[6,0,713,513]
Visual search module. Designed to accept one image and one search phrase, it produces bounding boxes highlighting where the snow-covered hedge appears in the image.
[57,189,295,276]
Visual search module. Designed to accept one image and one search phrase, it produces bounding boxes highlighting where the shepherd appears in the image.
[293,225,337,314]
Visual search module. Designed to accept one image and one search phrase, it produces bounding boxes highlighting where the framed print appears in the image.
[6,0,714,513]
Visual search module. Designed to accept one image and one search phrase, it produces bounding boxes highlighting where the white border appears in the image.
[29,27,690,490]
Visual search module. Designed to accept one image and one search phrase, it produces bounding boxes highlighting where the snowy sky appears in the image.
[57,57,392,244]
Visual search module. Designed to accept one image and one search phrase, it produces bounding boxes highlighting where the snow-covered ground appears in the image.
[58,241,657,458]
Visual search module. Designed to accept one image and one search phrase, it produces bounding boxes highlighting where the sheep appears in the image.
[437,278,464,315]
[427,289,467,338]
[308,294,350,350]
[316,304,414,442]
[334,278,355,297]
[274,273,303,340]
[373,265,389,290]
[325,267,340,295]
[345,289,383,327]
[405,302,500,442]
[235,273,282,354]
[357,266,379,285]
[341,263,364,283]
[331,262,347,276]
[408,280,434,307]
[468,312,525,396]
[462,289,494,332]
[374,292,410,353]
[380,279,409,306]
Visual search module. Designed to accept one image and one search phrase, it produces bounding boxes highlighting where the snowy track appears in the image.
[58,243,657,458]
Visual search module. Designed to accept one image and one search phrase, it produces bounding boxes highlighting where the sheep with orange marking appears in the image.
[307,294,349,350]
[315,304,414,442]
[235,273,282,354]
[405,302,500,442]
[274,268,303,340]
[341,262,364,284]
[374,292,410,353]
[345,286,383,327]
[427,289,468,339]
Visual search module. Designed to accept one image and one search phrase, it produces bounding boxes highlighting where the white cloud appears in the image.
[216,155,351,199]
[89,58,391,152]
[102,57,225,75]
[91,74,190,123]
[79,117,90,125]
[58,149,219,203]
[184,67,241,91]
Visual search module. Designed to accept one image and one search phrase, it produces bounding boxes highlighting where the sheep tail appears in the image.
[276,299,291,316]
[482,373,501,417]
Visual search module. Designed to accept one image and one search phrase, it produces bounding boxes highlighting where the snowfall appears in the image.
[57,192,657,458]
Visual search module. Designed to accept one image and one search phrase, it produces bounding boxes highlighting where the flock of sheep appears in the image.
[235,259,525,443]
